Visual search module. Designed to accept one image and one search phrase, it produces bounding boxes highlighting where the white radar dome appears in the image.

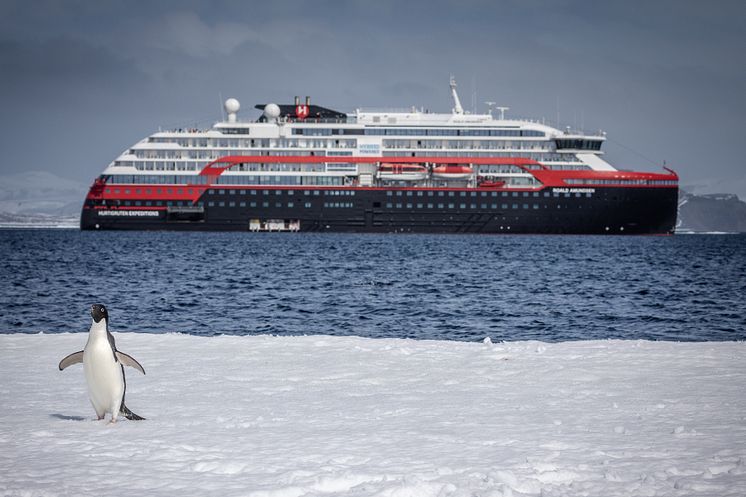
[224,98,240,114]
[264,103,281,120]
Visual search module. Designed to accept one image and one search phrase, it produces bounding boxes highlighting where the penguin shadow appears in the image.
[50,413,89,422]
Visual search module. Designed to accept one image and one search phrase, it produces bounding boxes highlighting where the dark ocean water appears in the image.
[0,229,744,342]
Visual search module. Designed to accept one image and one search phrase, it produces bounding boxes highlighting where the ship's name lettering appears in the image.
[358,144,381,155]
[552,188,595,194]
[97,210,160,217]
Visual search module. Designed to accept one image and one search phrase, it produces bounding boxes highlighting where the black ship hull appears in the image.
[81,186,678,235]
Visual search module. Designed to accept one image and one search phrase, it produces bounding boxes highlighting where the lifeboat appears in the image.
[432,164,473,180]
[378,163,428,181]
[478,178,506,188]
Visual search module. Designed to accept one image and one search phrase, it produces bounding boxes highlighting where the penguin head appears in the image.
[90,304,109,324]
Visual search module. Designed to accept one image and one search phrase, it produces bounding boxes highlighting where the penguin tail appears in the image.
[120,404,145,421]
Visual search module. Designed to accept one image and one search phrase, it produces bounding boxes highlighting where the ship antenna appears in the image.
[219,92,225,121]
[485,101,496,117]
[496,106,510,120]
[450,75,464,115]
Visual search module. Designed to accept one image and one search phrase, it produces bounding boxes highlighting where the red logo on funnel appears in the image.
[296,105,309,119]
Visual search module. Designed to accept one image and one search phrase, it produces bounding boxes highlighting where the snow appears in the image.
[1,333,745,496]
[0,170,86,217]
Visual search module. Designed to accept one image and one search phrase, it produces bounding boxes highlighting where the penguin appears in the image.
[59,304,145,422]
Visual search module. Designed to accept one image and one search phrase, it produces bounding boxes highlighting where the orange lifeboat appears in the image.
[432,164,473,180]
[378,163,428,181]
[478,179,506,188]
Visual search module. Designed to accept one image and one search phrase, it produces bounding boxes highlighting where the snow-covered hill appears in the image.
[0,171,87,217]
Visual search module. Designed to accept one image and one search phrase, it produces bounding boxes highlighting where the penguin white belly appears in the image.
[83,339,124,418]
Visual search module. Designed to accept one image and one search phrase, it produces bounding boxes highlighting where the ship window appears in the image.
[501,192,508,197]
[533,204,539,209]
[406,203,413,208]
[406,191,413,197]
[396,203,402,208]
[438,192,444,197]
[544,192,550,197]
[262,202,269,207]
[437,203,444,208]
[229,201,236,207]
[523,192,529,197]
[386,203,393,208]
[386,191,392,196]
[275,202,282,207]
[208,202,215,207]
[219,202,225,207]
[448,203,455,208]
[586,193,592,198]
[416,203,423,208]
[448,192,455,197]
[239,202,246,207]
[304,202,311,208]
[219,189,225,194]
[523,204,529,209]
[396,191,403,196]
[481,204,487,209]
[471,204,477,209]
[427,203,434,208]
[417,191,423,197]
[502,203,508,209]
[239,190,246,195]
[512,204,518,209]
[288,202,294,208]
[313,190,320,195]
[471,192,477,197]
[533,192,539,197]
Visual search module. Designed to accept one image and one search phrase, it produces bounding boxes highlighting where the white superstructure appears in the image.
[103,79,612,189]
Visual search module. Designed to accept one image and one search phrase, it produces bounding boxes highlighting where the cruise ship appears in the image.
[81,78,678,234]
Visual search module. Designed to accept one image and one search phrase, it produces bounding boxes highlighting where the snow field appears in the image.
[0,333,745,496]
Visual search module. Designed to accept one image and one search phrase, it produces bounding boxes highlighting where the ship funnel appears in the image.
[294,96,300,105]
[305,96,311,106]
[224,98,240,123]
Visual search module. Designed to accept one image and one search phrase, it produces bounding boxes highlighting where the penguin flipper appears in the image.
[58,351,84,370]
[120,404,145,421]
[115,351,146,375]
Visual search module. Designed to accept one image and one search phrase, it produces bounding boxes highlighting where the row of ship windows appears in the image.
[381,140,554,151]
[291,128,546,137]
[102,187,592,200]
[105,175,347,186]
[101,200,581,210]
[114,153,584,171]
[555,139,603,151]
[134,140,559,159]
[565,179,677,185]
[379,152,583,162]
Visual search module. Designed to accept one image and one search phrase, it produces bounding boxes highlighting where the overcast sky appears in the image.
[1,0,744,196]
